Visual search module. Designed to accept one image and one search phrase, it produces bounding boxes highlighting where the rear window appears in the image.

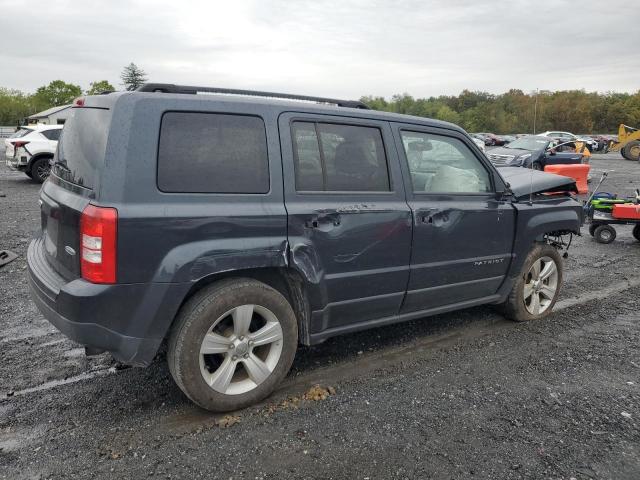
[157,112,269,194]
[52,108,110,189]
[10,128,33,139]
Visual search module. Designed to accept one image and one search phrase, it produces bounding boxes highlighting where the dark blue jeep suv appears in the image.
[28,84,582,411]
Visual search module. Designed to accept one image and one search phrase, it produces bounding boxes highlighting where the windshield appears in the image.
[504,137,549,151]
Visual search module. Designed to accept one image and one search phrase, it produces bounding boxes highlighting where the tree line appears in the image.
[361,89,640,134]
[1,65,638,133]
[0,63,147,126]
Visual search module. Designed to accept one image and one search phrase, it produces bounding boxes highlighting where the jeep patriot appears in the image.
[28,84,583,411]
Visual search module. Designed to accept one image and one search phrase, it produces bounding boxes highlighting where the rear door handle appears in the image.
[305,218,320,228]
[419,209,438,224]
[305,212,341,228]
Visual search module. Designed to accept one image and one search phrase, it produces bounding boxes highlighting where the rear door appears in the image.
[393,125,516,312]
[279,113,412,333]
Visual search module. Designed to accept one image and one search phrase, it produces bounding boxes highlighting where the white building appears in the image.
[27,105,72,125]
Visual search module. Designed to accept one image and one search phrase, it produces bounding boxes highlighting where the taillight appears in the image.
[11,141,29,148]
[80,204,117,284]
[74,97,85,107]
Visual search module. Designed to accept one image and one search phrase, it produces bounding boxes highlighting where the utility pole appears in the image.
[533,88,539,135]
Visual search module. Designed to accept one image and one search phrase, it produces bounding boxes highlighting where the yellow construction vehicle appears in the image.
[607,124,640,161]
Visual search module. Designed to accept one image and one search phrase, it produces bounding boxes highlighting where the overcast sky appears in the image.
[1,0,638,98]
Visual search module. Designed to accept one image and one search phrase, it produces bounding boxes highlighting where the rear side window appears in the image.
[53,108,110,189]
[158,112,269,194]
[292,121,390,192]
[42,129,61,141]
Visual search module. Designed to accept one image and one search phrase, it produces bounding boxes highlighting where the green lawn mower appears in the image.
[585,172,640,244]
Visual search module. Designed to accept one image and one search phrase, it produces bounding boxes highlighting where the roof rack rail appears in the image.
[135,83,370,109]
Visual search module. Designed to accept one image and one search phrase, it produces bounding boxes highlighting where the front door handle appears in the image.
[419,210,448,225]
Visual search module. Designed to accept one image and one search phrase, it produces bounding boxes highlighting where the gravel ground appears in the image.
[1,152,640,479]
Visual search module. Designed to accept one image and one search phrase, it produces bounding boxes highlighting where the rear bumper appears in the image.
[27,237,188,366]
[5,156,28,171]
[28,273,160,365]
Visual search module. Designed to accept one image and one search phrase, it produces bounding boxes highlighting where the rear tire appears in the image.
[167,278,298,412]
[503,243,563,322]
[25,170,33,179]
[594,224,616,244]
[31,157,51,183]
[632,225,640,242]
[621,141,640,161]
[588,224,598,237]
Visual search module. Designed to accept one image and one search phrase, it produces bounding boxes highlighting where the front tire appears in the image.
[532,161,543,171]
[503,243,563,322]
[167,278,298,412]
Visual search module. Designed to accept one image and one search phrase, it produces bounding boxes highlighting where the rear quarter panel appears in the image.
[99,95,288,286]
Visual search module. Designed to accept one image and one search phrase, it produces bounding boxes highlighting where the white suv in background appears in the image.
[4,124,63,183]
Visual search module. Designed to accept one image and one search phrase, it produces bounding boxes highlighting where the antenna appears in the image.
[529,166,534,205]
[533,88,539,135]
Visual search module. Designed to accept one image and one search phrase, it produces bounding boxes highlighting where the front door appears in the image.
[392,125,516,313]
[279,113,412,335]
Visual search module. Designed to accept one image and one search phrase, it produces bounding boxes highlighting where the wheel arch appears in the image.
[497,202,581,302]
[27,152,54,172]
[171,267,312,346]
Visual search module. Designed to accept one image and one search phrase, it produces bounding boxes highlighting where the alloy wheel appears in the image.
[523,256,558,315]
[199,304,283,395]
[36,162,51,182]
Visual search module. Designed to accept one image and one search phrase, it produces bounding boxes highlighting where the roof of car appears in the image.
[540,130,571,135]
[30,124,64,131]
[521,135,553,140]
[85,86,465,134]
[27,105,72,119]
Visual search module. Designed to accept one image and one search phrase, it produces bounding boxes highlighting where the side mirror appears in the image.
[548,149,556,156]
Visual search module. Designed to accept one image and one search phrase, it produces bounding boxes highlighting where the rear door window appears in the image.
[157,112,269,194]
[291,121,390,192]
[292,122,323,191]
